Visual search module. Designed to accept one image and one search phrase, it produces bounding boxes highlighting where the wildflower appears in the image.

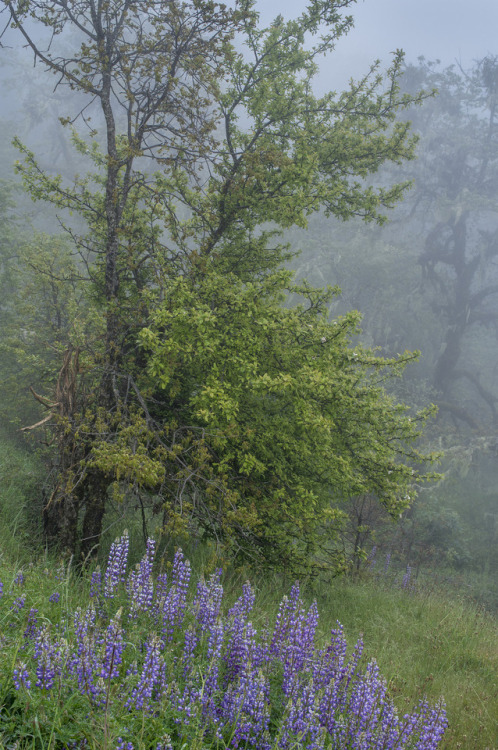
[127,634,164,712]
[128,537,155,617]
[181,625,199,677]
[193,568,223,632]
[224,608,251,684]
[69,605,101,699]
[34,626,59,691]
[270,582,302,658]
[413,699,449,750]
[13,661,31,690]
[89,568,101,598]
[4,551,448,750]
[228,581,255,620]
[23,608,39,641]
[201,619,224,716]
[383,552,391,575]
[160,549,191,640]
[10,596,25,613]
[49,592,61,604]
[104,532,129,599]
[279,680,323,749]
[402,565,412,589]
[155,736,173,750]
[101,609,125,681]
[220,653,270,747]
[367,546,377,569]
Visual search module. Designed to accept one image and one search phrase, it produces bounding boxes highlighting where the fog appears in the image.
[255,0,498,90]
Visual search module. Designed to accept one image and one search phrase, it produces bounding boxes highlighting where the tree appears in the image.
[1,0,435,570]
[405,58,498,430]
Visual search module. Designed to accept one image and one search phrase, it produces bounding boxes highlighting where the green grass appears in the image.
[195,562,498,749]
[308,578,498,750]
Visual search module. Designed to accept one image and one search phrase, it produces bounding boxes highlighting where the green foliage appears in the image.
[133,268,436,572]
[0,434,44,558]
[0,229,93,433]
[1,0,436,570]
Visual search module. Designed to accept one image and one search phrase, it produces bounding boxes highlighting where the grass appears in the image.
[310,577,498,750]
[221,568,498,749]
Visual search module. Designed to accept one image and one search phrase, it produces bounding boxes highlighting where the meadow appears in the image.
[0,439,496,749]
[0,533,496,749]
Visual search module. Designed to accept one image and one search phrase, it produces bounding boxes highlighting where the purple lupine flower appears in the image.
[299,601,319,669]
[49,592,61,604]
[271,588,318,694]
[13,572,25,587]
[69,605,102,700]
[173,683,201,728]
[155,736,173,750]
[200,619,224,717]
[228,580,256,621]
[345,660,389,742]
[402,565,412,589]
[367,546,377,570]
[155,572,168,599]
[339,635,365,709]
[34,627,59,691]
[192,569,223,633]
[101,609,125,681]
[376,696,403,747]
[224,609,250,685]
[104,533,129,599]
[4,549,446,750]
[181,625,199,678]
[317,633,365,732]
[270,582,302,658]
[10,596,25,613]
[160,549,191,641]
[0,580,3,598]
[127,634,164,712]
[279,680,324,750]
[89,568,101,599]
[23,608,39,641]
[220,650,270,749]
[413,699,449,750]
[313,622,348,690]
[128,538,155,617]
[384,551,392,574]
[13,661,31,690]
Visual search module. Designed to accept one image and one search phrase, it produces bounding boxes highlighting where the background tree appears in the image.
[1,0,435,570]
[290,57,498,582]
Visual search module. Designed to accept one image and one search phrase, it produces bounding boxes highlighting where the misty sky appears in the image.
[257,0,498,86]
